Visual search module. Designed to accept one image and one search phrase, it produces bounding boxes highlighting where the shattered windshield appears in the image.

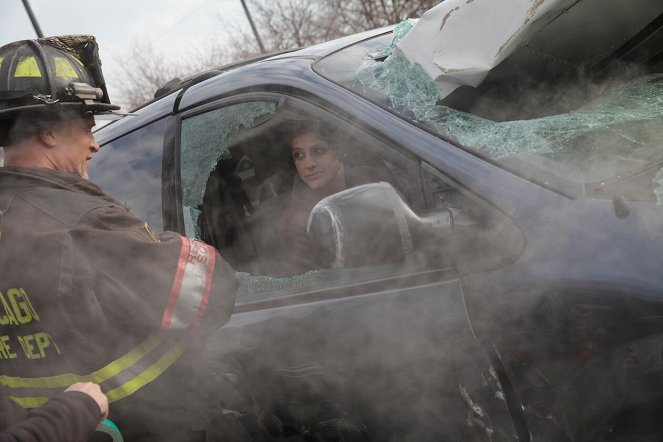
[315,22,663,204]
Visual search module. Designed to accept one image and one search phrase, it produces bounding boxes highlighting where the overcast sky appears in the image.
[0,0,249,106]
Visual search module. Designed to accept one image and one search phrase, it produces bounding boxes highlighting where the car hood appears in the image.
[398,0,663,100]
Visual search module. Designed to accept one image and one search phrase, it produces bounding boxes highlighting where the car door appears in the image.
[162,90,520,440]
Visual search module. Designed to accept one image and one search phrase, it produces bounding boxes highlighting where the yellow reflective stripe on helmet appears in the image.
[105,341,186,403]
[15,57,41,77]
[0,56,4,69]
[0,335,161,389]
[54,56,79,78]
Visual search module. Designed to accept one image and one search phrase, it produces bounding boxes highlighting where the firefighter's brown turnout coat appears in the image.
[0,166,238,440]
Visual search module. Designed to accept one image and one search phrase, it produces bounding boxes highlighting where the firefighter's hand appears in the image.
[65,382,109,420]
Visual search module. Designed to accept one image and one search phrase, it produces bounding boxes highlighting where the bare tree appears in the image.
[226,0,438,59]
[331,0,440,33]
[114,0,439,109]
[111,42,183,109]
[225,0,342,60]
[112,40,231,110]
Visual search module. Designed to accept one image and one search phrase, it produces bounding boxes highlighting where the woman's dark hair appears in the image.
[288,119,334,145]
[288,119,344,156]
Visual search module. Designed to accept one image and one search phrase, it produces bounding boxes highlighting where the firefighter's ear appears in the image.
[38,129,57,148]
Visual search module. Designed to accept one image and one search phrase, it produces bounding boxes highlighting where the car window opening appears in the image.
[180,101,278,237]
[179,98,480,303]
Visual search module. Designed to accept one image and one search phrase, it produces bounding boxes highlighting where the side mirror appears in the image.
[307,182,453,269]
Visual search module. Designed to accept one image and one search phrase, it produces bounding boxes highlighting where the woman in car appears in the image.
[277,121,389,275]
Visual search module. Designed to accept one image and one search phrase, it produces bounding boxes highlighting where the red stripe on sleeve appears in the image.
[191,244,216,332]
[161,236,190,330]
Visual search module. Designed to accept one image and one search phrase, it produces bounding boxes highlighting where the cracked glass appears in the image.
[315,22,663,204]
[180,101,277,236]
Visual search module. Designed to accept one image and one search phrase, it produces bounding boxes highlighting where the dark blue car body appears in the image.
[93,15,663,441]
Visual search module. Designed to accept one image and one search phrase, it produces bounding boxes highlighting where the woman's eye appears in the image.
[293,152,304,160]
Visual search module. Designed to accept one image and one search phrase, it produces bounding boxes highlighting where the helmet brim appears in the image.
[0,101,122,120]
[0,102,125,146]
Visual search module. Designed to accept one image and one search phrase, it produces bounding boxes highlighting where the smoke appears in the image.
[94,59,663,442]
[83,8,663,441]
[161,85,523,439]
[192,28,663,442]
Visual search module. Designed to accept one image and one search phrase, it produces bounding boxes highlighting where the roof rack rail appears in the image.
[154,70,221,100]
[153,48,298,100]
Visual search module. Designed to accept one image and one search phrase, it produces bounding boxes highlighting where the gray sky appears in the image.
[1,0,249,106]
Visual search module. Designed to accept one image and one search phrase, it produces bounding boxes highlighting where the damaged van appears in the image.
[93,0,663,440]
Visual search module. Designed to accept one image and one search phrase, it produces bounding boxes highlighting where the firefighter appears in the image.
[0,36,238,441]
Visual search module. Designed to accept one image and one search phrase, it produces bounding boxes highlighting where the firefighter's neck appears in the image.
[3,137,60,172]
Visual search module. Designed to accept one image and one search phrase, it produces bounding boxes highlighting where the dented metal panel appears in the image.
[397,0,577,99]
